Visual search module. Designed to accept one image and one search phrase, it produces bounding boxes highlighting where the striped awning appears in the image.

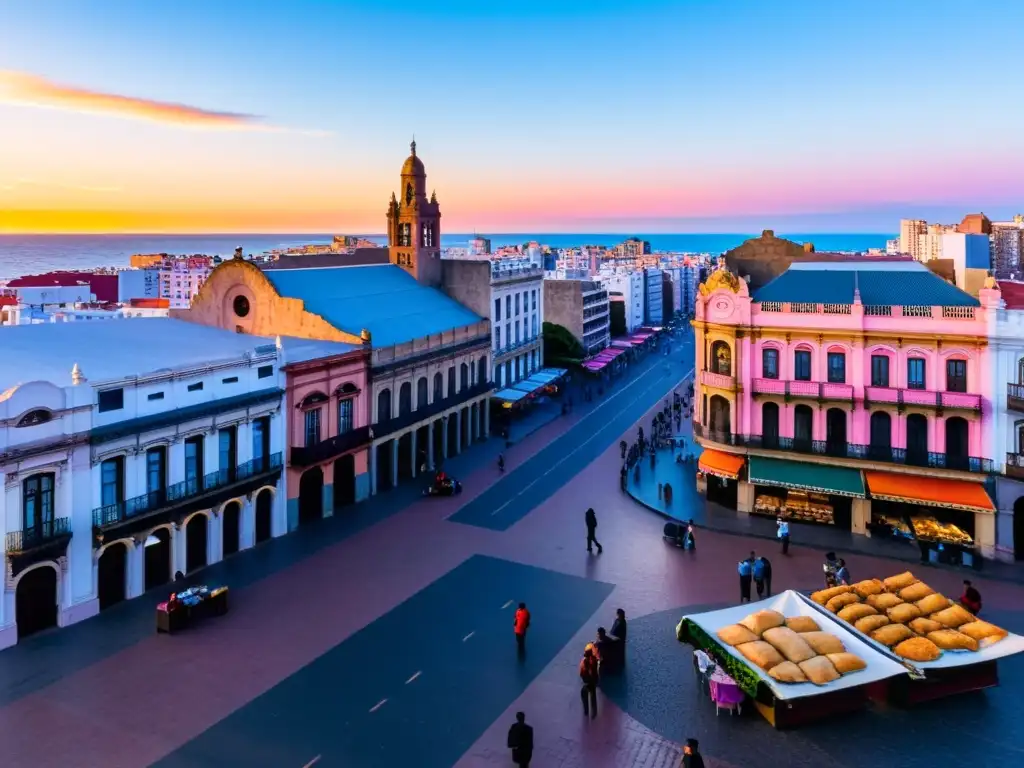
[864,471,995,514]
[698,449,745,480]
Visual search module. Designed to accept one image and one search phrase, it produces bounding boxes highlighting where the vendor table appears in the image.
[156,586,229,635]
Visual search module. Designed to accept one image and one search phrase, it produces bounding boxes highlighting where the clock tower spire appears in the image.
[387,139,442,286]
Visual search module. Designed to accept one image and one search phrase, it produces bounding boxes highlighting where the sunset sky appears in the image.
[1,0,1022,234]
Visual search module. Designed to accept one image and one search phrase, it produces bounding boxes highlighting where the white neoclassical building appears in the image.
[0,318,286,649]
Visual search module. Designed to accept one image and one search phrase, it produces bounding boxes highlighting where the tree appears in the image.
[542,321,584,366]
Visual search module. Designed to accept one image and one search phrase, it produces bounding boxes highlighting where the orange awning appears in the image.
[864,471,995,514]
[698,448,745,480]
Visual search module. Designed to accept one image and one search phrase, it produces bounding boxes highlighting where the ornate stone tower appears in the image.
[387,140,442,287]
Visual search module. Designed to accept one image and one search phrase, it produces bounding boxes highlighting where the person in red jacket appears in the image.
[579,646,599,718]
[960,580,982,615]
[514,603,531,656]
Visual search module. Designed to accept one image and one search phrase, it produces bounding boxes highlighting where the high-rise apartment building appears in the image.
[992,215,1024,279]
[899,219,927,258]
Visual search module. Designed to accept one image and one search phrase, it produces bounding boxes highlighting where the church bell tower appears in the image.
[387,140,442,286]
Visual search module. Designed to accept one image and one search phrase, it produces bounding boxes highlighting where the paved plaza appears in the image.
[2,339,1023,767]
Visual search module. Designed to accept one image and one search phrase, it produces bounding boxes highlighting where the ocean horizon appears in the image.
[0,232,895,281]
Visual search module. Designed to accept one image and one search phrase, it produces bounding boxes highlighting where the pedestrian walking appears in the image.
[658,482,663,500]
[760,555,773,596]
[514,602,531,656]
[753,553,767,598]
[684,519,696,551]
[579,646,599,718]
[507,711,534,767]
[680,738,705,768]
[777,518,790,555]
[738,553,754,603]
[620,439,627,459]
[585,507,603,554]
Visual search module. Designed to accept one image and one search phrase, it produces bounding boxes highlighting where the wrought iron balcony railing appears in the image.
[5,517,71,553]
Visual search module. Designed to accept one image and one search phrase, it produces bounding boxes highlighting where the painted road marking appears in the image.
[488,368,675,516]
[501,600,514,609]
[462,631,475,642]
[302,757,321,768]
[369,699,388,713]
[405,671,422,684]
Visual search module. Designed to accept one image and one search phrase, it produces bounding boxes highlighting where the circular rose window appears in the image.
[233,295,251,317]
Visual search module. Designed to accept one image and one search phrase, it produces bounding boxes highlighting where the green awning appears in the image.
[748,456,865,498]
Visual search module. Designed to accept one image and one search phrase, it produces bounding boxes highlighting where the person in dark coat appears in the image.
[585,508,603,553]
[611,608,627,643]
[680,738,705,768]
[507,711,534,767]
[758,555,773,597]
[738,553,754,603]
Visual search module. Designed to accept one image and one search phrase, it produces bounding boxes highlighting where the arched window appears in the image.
[869,411,892,460]
[417,377,428,409]
[399,382,412,416]
[16,409,52,428]
[906,414,928,466]
[793,405,813,450]
[22,473,55,538]
[460,363,470,391]
[477,356,488,386]
[447,366,456,397]
[945,417,969,470]
[709,341,732,376]
[825,408,847,456]
[709,395,731,437]
[377,388,392,423]
[762,402,780,448]
[433,372,444,402]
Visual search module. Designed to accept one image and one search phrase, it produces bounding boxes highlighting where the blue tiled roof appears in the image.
[264,265,482,346]
[752,267,980,307]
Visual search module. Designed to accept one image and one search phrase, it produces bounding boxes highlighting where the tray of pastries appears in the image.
[810,572,1008,664]
[910,517,974,546]
[716,608,867,686]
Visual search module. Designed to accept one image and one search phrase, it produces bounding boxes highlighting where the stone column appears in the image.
[484,401,491,437]
[427,424,435,471]
[369,444,378,496]
[851,498,871,535]
[391,439,399,488]
[271,484,288,538]
[441,419,449,461]
[410,429,418,479]
[737,481,755,514]
[126,540,145,599]
[454,411,462,455]
[172,524,188,575]
[322,461,334,519]
[975,512,996,560]
[240,495,256,550]
[206,511,223,566]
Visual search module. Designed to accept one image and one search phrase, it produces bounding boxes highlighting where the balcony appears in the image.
[92,453,283,539]
[1008,383,1024,413]
[693,424,992,474]
[1006,453,1024,480]
[494,337,540,360]
[290,425,371,468]
[701,370,736,390]
[752,379,854,402]
[372,381,492,440]
[5,517,73,579]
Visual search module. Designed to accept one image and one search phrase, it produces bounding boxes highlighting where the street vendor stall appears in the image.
[676,590,907,728]
[803,571,1024,704]
[157,584,229,634]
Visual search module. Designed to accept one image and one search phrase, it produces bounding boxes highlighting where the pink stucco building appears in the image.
[693,259,1004,562]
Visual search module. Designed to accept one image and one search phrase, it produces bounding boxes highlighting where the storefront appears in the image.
[696,448,745,507]
[864,471,995,568]
[744,456,865,530]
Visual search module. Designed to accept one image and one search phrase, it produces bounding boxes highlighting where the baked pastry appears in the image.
[811,585,852,605]
[800,631,846,655]
[893,636,942,662]
[762,627,817,663]
[883,571,917,591]
[908,617,944,635]
[798,655,840,685]
[786,616,820,633]
[739,610,786,637]
[736,640,785,670]
[930,604,975,629]
[768,660,808,684]
[927,629,979,652]
[899,582,934,603]
[851,579,884,599]
[717,624,759,646]
[871,623,915,647]
[837,603,877,623]
[914,593,951,615]
[958,620,1008,643]
[826,652,867,674]
[825,593,861,613]
[855,615,890,634]
[867,593,903,611]
[886,603,922,624]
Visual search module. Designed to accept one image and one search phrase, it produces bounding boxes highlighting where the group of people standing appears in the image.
[737,551,774,602]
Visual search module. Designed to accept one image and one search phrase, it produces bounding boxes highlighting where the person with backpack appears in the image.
[579,645,599,718]
[738,553,754,603]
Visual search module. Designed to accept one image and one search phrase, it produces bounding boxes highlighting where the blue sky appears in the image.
[1,0,1022,233]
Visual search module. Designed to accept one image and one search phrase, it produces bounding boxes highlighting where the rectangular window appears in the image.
[494,297,501,322]
[495,326,501,349]
[532,289,537,310]
[827,352,846,383]
[222,376,239,384]
[184,436,204,491]
[907,357,926,390]
[100,456,124,507]
[532,315,537,338]
[23,474,55,532]
[252,416,270,469]
[793,350,812,381]
[146,447,166,496]
[505,295,511,317]
[98,388,124,413]
[338,398,353,434]
[147,391,165,401]
[762,348,779,379]
[187,382,203,392]
[304,408,321,447]
[219,426,237,480]
[514,293,520,315]
[946,359,967,393]
[871,355,890,387]
[515,321,520,344]
[257,365,274,379]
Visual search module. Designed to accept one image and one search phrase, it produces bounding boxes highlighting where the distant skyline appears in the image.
[1,1,1023,234]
